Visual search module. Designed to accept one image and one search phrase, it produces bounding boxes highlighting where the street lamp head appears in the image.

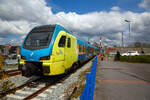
[125,19,130,22]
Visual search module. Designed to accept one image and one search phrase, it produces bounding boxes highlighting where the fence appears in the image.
[80,56,98,100]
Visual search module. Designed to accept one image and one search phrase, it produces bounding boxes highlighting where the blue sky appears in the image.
[46,0,146,14]
[0,0,150,46]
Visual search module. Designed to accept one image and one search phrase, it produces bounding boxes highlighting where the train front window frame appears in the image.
[23,25,56,50]
[23,32,53,50]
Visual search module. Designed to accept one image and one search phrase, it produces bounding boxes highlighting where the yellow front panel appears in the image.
[41,31,67,75]
[43,61,65,76]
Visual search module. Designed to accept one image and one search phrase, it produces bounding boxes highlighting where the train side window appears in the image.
[67,38,71,48]
[58,36,66,47]
[79,45,82,52]
[84,46,86,52]
[82,45,84,52]
[85,46,87,53]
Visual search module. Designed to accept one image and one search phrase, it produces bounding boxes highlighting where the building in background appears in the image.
[0,44,20,57]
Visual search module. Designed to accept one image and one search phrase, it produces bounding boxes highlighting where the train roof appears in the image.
[33,24,71,34]
[33,24,98,49]
[76,38,98,49]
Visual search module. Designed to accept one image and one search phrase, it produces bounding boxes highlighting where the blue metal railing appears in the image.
[80,56,98,100]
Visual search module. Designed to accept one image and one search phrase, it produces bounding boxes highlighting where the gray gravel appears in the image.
[6,75,29,87]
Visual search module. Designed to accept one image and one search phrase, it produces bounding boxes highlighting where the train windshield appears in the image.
[23,25,56,50]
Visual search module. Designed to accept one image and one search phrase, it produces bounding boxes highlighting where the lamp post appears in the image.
[125,20,131,57]
[122,32,124,48]
[124,19,131,40]
[99,36,102,47]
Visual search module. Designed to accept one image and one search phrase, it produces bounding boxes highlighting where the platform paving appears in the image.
[95,59,150,100]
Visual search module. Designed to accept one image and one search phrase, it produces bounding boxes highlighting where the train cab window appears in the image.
[58,36,66,47]
[67,38,71,48]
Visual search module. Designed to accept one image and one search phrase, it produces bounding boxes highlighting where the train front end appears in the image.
[18,25,56,77]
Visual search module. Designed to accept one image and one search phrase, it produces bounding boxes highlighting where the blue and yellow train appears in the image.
[18,25,98,77]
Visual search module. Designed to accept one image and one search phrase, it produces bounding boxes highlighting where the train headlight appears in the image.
[40,56,50,60]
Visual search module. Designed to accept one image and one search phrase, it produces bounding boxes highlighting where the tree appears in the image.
[134,42,142,47]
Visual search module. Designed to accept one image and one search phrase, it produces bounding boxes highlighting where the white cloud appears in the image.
[0,0,52,23]
[0,0,150,46]
[0,37,7,45]
[111,6,120,11]
[0,37,4,41]
[139,0,150,10]
[0,19,32,35]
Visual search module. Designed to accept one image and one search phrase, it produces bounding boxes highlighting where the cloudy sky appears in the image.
[0,0,150,46]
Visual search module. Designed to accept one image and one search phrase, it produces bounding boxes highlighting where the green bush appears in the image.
[115,55,150,63]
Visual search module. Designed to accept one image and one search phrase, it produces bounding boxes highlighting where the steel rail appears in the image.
[7,71,21,77]
[0,78,40,98]
[6,69,19,73]
[23,83,52,100]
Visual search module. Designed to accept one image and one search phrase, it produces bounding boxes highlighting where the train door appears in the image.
[64,35,72,69]
[52,31,66,62]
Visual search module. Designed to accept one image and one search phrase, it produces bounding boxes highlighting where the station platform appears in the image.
[94,59,150,100]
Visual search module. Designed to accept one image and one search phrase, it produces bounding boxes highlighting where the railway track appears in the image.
[6,69,19,73]
[23,83,52,100]
[1,70,74,100]
[23,72,72,100]
[23,77,61,100]
[3,76,64,100]
[0,77,41,99]
[6,69,21,77]
[1,57,95,100]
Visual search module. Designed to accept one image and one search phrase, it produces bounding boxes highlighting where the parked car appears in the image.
[121,51,140,56]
